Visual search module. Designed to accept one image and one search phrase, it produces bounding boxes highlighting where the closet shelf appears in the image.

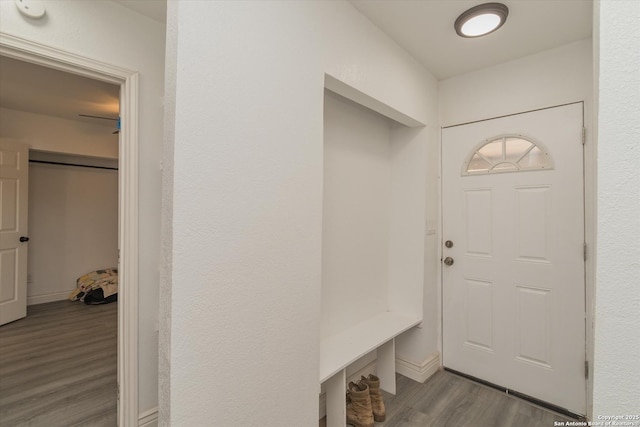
[319,311,421,383]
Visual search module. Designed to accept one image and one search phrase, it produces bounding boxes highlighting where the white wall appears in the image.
[593,0,640,417]
[0,108,118,159]
[160,1,437,425]
[322,90,391,339]
[439,39,593,127]
[0,0,165,415]
[27,158,118,305]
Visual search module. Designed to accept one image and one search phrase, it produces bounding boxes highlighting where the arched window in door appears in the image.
[462,135,553,175]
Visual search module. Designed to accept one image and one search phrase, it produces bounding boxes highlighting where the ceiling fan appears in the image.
[78,114,120,134]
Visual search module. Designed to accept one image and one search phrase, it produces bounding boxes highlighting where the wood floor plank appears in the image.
[0,300,117,427]
[69,410,117,427]
[380,406,434,427]
[321,370,579,427]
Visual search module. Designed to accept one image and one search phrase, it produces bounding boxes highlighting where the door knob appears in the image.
[445,240,454,248]
[19,236,29,242]
[443,256,454,266]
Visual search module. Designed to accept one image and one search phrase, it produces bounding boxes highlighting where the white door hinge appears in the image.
[585,360,589,379]
[582,127,587,145]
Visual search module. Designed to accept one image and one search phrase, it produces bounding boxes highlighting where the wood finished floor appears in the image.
[321,370,577,427]
[0,300,117,427]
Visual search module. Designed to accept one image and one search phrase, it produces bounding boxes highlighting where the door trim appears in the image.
[0,32,140,427]
[441,101,585,129]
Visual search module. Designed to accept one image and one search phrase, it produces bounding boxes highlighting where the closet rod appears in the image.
[29,159,118,171]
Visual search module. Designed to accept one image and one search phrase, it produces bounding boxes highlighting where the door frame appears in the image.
[438,102,594,417]
[0,33,140,426]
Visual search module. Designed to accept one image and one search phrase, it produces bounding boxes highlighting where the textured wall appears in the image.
[0,108,118,159]
[439,39,593,127]
[593,0,640,417]
[28,161,118,304]
[160,1,437,425]
[321,90,391,339]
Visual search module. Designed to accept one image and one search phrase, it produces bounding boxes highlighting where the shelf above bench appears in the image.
[319,311,421,384]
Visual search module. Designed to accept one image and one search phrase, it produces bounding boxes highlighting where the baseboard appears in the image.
[395,351,440,383]
[139,407,158,427]
[27,289,75,306]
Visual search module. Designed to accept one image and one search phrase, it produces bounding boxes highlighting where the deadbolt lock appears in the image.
[443,257,454,266]
[445,240,453,248]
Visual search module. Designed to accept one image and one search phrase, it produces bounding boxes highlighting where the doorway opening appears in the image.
[0,34,139,426]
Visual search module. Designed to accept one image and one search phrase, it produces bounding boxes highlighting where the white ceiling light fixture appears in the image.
[455,3,509,38]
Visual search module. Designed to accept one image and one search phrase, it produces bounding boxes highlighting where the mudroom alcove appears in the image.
[320,81,428,426]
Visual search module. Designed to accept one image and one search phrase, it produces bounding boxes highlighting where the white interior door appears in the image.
[0,140,29,326]
[442,103,586,415]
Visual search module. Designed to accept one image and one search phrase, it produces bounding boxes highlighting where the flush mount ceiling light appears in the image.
[455,3,509,38]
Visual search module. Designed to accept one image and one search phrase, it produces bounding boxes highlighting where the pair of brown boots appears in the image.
[346,374,386,427]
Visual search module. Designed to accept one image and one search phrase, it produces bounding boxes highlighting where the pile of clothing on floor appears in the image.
[68,268,118,305]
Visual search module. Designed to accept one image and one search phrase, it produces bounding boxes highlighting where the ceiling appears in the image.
[0,1,592,124]
[0,56,119,127]
[113,0,166,23]
[110,0,592,80]
[350,0,593,80]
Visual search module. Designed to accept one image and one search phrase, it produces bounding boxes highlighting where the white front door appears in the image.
[442,103,586,415]
[0,140,29,326]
